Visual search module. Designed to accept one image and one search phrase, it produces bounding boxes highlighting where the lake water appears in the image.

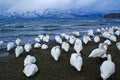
[0,18,120,49]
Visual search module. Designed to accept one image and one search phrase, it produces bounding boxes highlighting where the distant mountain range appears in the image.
[0,9,120,19]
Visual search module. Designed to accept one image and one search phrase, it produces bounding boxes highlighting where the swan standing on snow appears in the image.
[116,42,120,50]
[7,42,14,51]
[87,30,94,36]
[83,35,91,44]
[100,54,115,80]
[0,41,4,49]
[89,43,107,58]
[24,43,32,52]
[24,55,36,66]
[55,35,62,44]
[23,64,38,77]
[34,42,41,48]
[15,46,24,57]
[70,53,83,71]
[41,44,48,49]
[61,42,70,52]
[51,46,61,61]
[93,36,100,43]
[16,38,21,46]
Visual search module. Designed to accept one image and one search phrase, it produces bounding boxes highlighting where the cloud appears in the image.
[0,0,119,12]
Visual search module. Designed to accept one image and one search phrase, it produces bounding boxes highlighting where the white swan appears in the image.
[7,42,14,51]
[83,35,91,44]
[64,34,70,41]
[87,30,94,36]
[102,31,111,39]
[24,55,36,66]
[61,33,66,38]
[55,35,62,44]
[104,40,111,45]
[69,35,76,44]
[24,43,32,52]
[61,42,70,52]
[15,46,24,57]
[100,54,115,80]
[38,34,44,40]
[115,30,120,36]
[97,28,101,33]
[73,31,80,36]
[0,41,4,48]
[74,38,82,45]
[93,36,100,43]
[99,43,108,50]
[89,43,107,58]
[51,46,61,61]
[34,37,40,42]
[23,64,38,77]
[16,38,21,45]
[109,35,117,42]
[34,42,41,48]
[42,34,50,42]
[116,42,120,50]
[41,44,48,49]
[70,53,83,71]
[74,43,83,53]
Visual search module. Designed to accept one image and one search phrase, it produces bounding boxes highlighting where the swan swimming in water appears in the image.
[73,31,80,36]
[15,46,24,57]
[87,30,94,36]
[23,64,38,77]
[70,53,83,71]
[7,42,14,51]
[24,55,36,66]
[100,54,115,80]
[51,46,61,61]
[34,37,40,42]
[24,43,32,52]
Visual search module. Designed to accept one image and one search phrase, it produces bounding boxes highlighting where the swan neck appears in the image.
[107,54,112,61]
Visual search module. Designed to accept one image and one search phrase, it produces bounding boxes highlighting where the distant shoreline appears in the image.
[104,13,120,18]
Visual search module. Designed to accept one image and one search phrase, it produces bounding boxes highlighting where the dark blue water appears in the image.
[0,18,120,49]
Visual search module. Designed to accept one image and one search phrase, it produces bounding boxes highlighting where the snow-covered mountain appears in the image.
[0,9,111,19]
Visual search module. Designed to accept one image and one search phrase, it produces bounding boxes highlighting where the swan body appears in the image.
[15,46,24,57]
[61,42,70,52]
[41,44,48,49]
[42,34,50,42]
[104,40,111,45]
[7,42,14,51]
[70,53,83,71]
[115,30,120,36]
[97,28,101,33]
[74,38,82,45]
[109,35,117,42]
[74,43,83,53]
[35,37,40,42]
[24,55,36,66]
[38,34,44,40]
[73,31,80,36]
[51,46,61,61]
[102,31,111,39]
[87,30,94,36]
[34,42,41,48]
[24,43,32,52]
[116,42,120,50]
[100,54,115,80]
[16,38,21,45]
[94,36,100,43]
[55,35,62,44]
[23,64,38,77]
[99,43,108,50]
[83,35,91,44]
[69,36,76,44]
[89,48,106,58]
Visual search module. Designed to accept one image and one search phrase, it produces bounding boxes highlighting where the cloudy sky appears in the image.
[0,0,119,12]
